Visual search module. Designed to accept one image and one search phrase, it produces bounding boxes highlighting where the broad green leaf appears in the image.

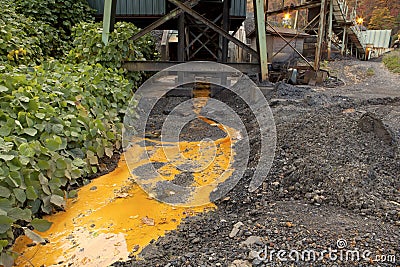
[7,208,32,221]
[38,173,48,185]
[26,186,38,200]
[0,199,12,212]
[18,143,35,158]
[0,126,12,137]
[0,155,14,161]
[0,240,8,251]
[56,158,67,170]
[105,147,113,158]
[37,160,50,170]
[0,251,14,267]
[68,190,78,198]
[18,96,30,103]
[50,195,65,207]
[52,124,64,134]
[42,185,51,195]
[13,188,26,203]
[35,113,46,119]
[0,187,10,198]
[0,215,13,233]
[87,150,98,165]
[23,128,38,136]
[18,156,30,166]
[45,139,61,151]
[31,218,53,232]
[0,85,9,93]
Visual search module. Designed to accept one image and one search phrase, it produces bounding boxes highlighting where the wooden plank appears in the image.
[122,61,261,73]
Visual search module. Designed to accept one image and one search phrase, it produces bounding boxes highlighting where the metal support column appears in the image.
[327,0,333,59]
[314,0,327,70]
[102,0,117,45]
[253,0,269,81]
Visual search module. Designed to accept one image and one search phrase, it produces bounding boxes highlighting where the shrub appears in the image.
[0,61,132,260]
[0,1,47,64]
[14,0,94,57]
[67,21,159,86]
[383,50,400,73]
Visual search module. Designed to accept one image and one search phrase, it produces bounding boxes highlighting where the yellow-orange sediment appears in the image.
[13,85,238,266]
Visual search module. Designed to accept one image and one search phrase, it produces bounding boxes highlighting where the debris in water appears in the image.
[142,216,155,226]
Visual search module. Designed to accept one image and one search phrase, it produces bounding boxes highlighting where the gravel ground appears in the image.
[113,58,400,267]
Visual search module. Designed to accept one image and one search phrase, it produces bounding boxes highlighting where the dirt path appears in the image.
[113,59,400,267]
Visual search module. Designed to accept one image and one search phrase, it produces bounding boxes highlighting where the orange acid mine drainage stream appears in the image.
[13,85,240,266]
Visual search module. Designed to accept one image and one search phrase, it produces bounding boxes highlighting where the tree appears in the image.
[368,7,396,30]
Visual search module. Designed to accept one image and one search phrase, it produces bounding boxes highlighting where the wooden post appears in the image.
[178,14,185,61]
[221,0,230,62]
[327,0,333,59]
[341,27,347,55]
[314,0,327,70]
[254,0,269,81]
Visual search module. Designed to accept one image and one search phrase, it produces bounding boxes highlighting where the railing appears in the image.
[334,0,366,50]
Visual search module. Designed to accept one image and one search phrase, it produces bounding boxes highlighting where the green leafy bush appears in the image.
[0,1,47,64]
[14,0,94,57]
[383,50,400,73]
[0,61,132,257]
[67,21,158,86]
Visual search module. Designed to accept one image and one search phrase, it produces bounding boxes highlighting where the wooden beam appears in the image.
[122,61,261,73]
[168,0,259,59]
[327,0,333,59]
[266,21,314,69]
[341,26,347,55]
[314,0,327,70]
[131,0,199,42]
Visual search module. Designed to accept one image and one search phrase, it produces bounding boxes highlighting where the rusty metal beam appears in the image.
[168,0,259,59]
[122,61,261,73]
[131,0,199,41]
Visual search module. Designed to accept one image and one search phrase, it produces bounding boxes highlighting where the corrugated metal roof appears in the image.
[87,0,246,17]
[87,0,166,16]
[230,0,246,17]
[361,30,392,48]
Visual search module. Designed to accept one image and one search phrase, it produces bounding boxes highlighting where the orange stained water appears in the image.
[13,85,239,266]
[13,155,215,267]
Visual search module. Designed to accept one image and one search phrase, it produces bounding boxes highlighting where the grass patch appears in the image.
[382,50,400,73]
[366,67,375,76]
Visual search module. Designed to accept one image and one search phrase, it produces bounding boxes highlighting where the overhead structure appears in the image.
[88,0,368,83]
[88,0,269,81]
